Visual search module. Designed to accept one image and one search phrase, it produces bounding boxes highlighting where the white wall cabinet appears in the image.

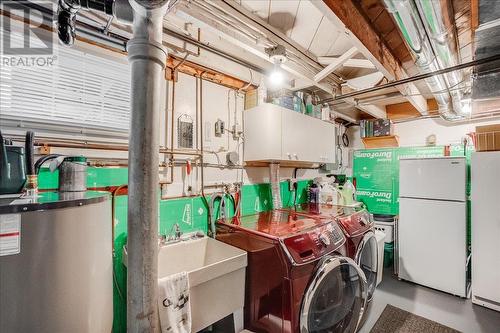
[244,103,336,164]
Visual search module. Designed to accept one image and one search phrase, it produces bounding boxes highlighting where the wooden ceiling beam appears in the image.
[316,0,429,115]
[314,47,358,82]
[471,0,479,31]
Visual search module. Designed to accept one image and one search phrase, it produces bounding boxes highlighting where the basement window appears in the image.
[0,26,131,137]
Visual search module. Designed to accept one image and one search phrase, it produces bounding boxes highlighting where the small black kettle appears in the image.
[0,131,34,195]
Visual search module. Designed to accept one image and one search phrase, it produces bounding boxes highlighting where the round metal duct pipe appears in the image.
[384,0,468,121]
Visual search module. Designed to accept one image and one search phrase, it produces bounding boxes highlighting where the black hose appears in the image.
[0,131,9,180]
[25,131,35,175]
[34,154,61,175]
[57,0,78,46]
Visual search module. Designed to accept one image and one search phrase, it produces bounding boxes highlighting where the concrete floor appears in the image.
[359,268,500,333]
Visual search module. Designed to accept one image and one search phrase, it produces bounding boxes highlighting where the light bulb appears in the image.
[269,68,284,87]
[461,99,471,115]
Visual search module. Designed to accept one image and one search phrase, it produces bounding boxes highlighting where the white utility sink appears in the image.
[123,236,247,332]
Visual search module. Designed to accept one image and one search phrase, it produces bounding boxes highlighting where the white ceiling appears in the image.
[236,0,377,81]
[238,0,353,57]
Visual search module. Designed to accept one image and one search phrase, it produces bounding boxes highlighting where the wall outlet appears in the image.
[288,178,297,192]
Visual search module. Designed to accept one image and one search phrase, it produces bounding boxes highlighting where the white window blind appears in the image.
[0,27,131,134]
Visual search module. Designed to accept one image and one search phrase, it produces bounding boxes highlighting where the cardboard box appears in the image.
[476,124,500,133]
[475,131,500,152]
[244,89,258,110]
[475,123,500,151]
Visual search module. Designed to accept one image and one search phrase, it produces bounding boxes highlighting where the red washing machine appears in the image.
[216,210,368,333]
[281,204,378,303]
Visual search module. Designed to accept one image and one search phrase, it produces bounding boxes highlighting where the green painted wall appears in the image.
[38,167,311,333]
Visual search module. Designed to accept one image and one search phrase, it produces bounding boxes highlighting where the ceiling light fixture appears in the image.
[265,45,287,88]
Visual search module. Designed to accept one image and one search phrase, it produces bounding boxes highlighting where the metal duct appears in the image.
[414,0,470,117]
[384,0,468,120]
[269,163,282,209]
[472,2,500,116]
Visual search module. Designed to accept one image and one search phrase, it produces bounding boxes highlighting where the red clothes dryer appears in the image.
[282,204,378,303]
[216,210,368,333]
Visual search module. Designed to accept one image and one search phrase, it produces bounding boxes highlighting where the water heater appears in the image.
[0,192,113,333]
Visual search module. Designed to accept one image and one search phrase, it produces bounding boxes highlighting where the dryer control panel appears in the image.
[337,210,373,237]
[282,221,345,265]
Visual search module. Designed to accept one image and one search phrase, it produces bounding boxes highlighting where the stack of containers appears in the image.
[268,88,294,110]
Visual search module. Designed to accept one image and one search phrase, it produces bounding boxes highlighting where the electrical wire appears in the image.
[237,68,253,94]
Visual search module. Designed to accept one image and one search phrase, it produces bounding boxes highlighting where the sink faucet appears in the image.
[159,223,183,245]
[168,223,182,241]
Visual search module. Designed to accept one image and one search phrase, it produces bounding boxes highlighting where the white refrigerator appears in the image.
[471,152,500,311]
[398,157,468,297]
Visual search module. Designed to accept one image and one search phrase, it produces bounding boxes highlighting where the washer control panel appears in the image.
[282,221,346,265]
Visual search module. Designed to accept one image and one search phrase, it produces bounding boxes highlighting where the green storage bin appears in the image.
[384,242,394,268]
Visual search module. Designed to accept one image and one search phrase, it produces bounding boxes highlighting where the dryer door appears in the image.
[300,256,367,333]
[355,231,378,301]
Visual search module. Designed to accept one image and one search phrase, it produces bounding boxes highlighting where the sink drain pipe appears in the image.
[56,0,179,331]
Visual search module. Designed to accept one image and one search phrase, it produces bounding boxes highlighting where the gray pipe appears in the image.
[126,2,169,331]
[383,0,465,121]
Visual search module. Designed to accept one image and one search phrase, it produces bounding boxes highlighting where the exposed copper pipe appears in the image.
[170,78,176,186]
[200,73,206,198]
[19,137,204,156]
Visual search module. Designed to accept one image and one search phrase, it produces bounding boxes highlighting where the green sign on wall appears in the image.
[353,145,473,215]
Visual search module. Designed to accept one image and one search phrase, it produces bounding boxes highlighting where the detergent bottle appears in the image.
[319,178,343,205]
[342,179,356,205]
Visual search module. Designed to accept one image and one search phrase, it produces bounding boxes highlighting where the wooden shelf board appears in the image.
[362,135,399,148]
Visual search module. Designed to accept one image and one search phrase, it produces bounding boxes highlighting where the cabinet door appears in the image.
[315,120,336,164]
[243,104,282,161]
[282,109,335,163]
[281,109,315,162]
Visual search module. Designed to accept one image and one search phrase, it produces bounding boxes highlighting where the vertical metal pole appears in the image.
[126,2,168,332]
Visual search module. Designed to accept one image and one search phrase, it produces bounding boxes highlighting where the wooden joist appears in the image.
[166,57,256,91]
